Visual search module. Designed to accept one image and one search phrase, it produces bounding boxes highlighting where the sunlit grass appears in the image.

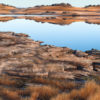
[0,75,100,100]
[51,81,100,100]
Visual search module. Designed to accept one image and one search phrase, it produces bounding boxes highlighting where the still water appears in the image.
[0,17,100,51]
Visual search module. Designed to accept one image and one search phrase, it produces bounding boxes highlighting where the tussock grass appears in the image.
[0,77,17,86]
[0,75,25,88]
[31,77,77,91]
[51,81,100,100]
[29,92,39,100]
[16,85,59,100]
[27,86,59,100]
[88,91,100,100]
[0,75,100,100]
[0,88,20,100]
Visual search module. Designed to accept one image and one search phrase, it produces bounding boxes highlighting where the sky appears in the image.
[0,0,99,8]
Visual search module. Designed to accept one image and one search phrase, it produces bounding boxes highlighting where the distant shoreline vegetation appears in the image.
[85,4,100,8]
[35,3,72,7]
[1,3,100,8]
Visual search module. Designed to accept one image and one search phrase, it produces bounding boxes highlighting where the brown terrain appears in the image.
[0,3,100,15]
[0,32,100,80]
[0,32,100,100]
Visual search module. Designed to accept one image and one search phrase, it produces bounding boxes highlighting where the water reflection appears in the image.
[0,16,100,25]
[0,15,100,51]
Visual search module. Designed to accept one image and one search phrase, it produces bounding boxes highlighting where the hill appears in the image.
[0,3,100,15]
[0,4,17,14]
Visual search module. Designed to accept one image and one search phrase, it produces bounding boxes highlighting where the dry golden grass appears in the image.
[51,81,100,100]
[0,75,25,88]
[16,89,31,97]
[0,77,17,86]
[88,91,100,100]
[0,75,100,100]
[29,92,39,100]
[31,77,77,91]
[27,86,59,100]
[0,88,20,100]
[16,85,59,100]
[51,93,69,100]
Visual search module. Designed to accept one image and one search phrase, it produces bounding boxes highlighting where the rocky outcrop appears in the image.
[86,49,100,55]
[73,50,88,57]
[86,49,100,72]
[0,32,99,80]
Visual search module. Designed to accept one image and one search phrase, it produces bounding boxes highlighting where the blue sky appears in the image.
[0,0,99,8]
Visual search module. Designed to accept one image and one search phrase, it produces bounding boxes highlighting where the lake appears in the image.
[0,15,100,51]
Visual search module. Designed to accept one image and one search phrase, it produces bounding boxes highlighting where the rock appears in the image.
[74,50,88,57]
[92,61,100,71]
[15,33,29,37]
[86,49,100,55]
[49,72,74,80]
[0,32,99,80]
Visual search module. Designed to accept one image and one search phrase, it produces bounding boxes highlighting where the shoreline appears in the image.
[0,32,99,80]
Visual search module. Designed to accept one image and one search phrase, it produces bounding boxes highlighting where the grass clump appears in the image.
[30,77,77,91]
[51,81,100,100]
[27,86,59,100]
[0,88,20,100]
[0,75,100,100]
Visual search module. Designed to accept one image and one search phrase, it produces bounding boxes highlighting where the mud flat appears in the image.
[0,32,99,80]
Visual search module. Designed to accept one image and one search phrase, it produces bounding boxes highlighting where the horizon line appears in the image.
[0,3,100,8]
